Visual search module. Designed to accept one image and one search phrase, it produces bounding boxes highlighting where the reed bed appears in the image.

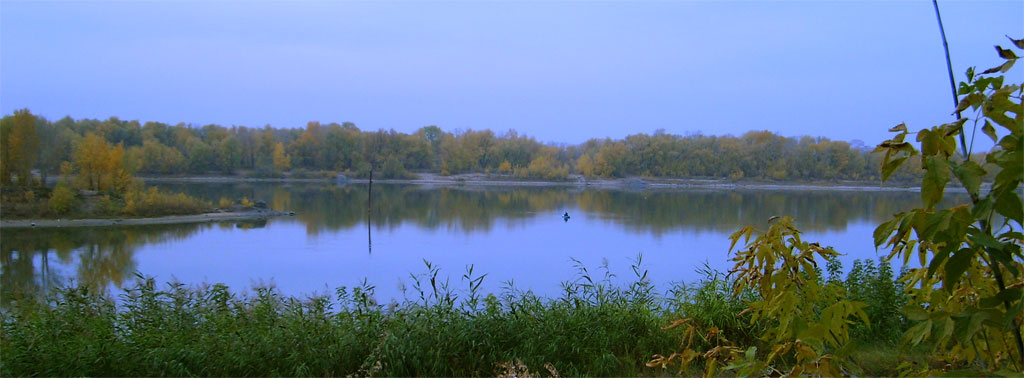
[0,257,908,376]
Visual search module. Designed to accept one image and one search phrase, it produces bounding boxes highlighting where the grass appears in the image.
[0,257,915,376]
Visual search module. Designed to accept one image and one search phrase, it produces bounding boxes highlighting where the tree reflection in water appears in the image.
[0,224,209,306]
[157,182,954,235]
[1,182,968,302]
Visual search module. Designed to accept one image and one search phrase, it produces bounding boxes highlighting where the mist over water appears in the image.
[1,182,968,305]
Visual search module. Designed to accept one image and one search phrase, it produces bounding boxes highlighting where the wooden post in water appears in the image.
[367,169,373,254]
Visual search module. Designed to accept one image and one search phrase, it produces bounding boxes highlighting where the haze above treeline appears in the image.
[2,1,1021,148]
[3,109,980,185]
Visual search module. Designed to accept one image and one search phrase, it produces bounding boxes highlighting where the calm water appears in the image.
[1,182,963,304]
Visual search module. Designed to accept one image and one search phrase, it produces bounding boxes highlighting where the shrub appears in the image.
[48,185,76,214]
[498,160,513,174]
[246,166,284,179]
[381,156,408,179]
[123,187,212,216]
[517,156,569,180]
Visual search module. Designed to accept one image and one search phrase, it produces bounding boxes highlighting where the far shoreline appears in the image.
[135,173,947,193]
[0,210,294,229]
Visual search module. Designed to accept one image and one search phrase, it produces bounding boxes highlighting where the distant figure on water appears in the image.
[563,212,570,222]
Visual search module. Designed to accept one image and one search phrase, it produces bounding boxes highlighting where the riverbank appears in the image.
[0,258,917,377]
[0,209,294,229]
[138,173,941,192]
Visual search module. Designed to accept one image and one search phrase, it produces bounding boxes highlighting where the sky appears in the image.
[2,1,1022,148]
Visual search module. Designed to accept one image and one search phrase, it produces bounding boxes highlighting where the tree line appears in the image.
[1,109,956,184]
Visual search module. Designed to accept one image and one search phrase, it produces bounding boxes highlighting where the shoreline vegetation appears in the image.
[2,109,995,192]
[0,257,917,377]
[137,171,948,192]
[3,169,953,228]
[1,172,966,228]
[0,209,293,229]
[0,107,983,226]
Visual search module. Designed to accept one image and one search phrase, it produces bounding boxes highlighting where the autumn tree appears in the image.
[576,154,596,177]
[73,132,132,192]
[1,109,934,181]
[272,142,290,172]
[0,109,40,186]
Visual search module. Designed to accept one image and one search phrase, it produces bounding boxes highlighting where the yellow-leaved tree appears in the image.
[73,132,134,192]
[272,142,290,172]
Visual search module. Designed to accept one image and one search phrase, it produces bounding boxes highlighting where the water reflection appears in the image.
[1,224,210,306]
[156,182,946,235]
[1,182,969,302]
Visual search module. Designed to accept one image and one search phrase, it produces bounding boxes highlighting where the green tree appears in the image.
[873,38,1023,374]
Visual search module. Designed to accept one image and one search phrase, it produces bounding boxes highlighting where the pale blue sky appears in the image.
[2,1,1022,148]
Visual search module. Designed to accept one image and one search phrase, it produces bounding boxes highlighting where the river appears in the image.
[0,182,963,305]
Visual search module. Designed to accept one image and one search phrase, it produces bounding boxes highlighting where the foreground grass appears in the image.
[1,259,912,376]
[1,264,682,377]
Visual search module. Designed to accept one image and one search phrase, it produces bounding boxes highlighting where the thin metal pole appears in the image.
[932,0,970,160]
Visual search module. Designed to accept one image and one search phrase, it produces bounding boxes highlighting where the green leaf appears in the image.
[926,246,953,279]
[999,58,1016,73]
[981,59,1016,75]
[943,248,975,290]
[999,134,1021,153]
[980,288,1023,308]
[874,217,900,248]
[968,228,1004,250]
[986,245,1020,277]
[902,320,932,346]
[917,129,939,156]
[994,188,1023,224]
[958,81,972,95]
[921,156,950,209]
[941,119,967,138]
[998,231,1024,242]
[962,310,990,344]
[996,45,1019,59]
[925,208,954,238]
[951,161,986,200]
[889,123,907,132]
[881,156,908,182]
[971,197,994,220]
[1009,35,1024,50]
[901,306,929,321]
[994,152,1023,182]
[933,316,954,344]
[982,120,998,142]
[941,369,990,377]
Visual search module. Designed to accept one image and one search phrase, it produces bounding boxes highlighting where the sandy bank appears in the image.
[0,210,294,229]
